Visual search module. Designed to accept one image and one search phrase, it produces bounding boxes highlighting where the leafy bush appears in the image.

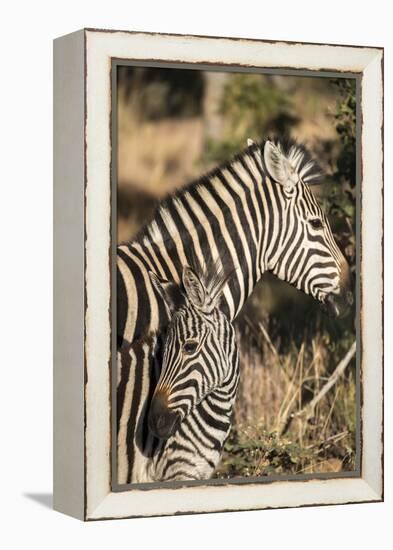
[326,78,356,271]
[203,74,298,163]
[215,425,313,478]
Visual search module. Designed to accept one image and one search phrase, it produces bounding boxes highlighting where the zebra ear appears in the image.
[149,271,184,315]
[264,140,300,189]
[247,138,256,147]
[182,266,207,310]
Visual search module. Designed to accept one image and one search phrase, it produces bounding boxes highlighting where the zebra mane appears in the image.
[186,251,235,305]
[135,138,322,247]
[180,138,321,194]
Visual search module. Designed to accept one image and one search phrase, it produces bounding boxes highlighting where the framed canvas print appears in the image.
[53,29,383,520]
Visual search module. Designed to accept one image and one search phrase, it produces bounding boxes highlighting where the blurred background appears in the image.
[117,66,357,478]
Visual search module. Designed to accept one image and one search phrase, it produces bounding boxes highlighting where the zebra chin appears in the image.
[148,393,182,440]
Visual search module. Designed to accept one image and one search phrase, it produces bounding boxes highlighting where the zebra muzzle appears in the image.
[148,392,181,440]
[324,289,353,318]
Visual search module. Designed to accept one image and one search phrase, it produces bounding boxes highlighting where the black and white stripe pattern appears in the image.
[117,139,352,483]
[146,265,239,481]
[117,264,239,483]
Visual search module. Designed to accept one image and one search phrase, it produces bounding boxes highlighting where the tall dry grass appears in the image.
[214,318,356,478]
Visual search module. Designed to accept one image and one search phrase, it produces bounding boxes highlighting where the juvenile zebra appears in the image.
[117,139,353,483]
[133,263,240,482]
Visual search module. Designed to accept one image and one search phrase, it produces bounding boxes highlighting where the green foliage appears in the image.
[325,79,357,270]
[215,425,312,478]
[332,78,357,186]
[204,74,298,163]
[215,417,356,479]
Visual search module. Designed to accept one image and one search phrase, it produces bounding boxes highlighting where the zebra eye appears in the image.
[309,218,323,230]
[183,340,198,354]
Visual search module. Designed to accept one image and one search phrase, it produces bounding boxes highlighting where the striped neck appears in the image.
[135,144,270,321]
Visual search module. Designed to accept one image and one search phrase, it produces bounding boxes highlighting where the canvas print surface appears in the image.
[115,66,358,487]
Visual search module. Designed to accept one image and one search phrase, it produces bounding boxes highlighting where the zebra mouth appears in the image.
[324,290,353,318]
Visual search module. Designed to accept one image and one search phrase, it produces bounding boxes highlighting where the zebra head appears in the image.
[148,266,239,440]
[262,140,353,317]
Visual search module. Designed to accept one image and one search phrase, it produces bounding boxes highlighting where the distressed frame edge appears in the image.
[81,30,383,520]
[53,29,86,520]
[87,478,381,521]
[359,47,384,500]
[83,26,384,53]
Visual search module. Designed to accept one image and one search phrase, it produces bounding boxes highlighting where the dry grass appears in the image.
[214,321,356,479]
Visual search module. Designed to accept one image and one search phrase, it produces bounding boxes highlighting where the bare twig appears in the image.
[258,321,279,358]
[321,385,340,437]
[276,343,304,431]
[298,341,356,418]
[279,341,356,434]
[305,430,349,450]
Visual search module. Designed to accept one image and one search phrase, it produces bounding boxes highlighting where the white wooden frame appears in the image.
[53,28,383,521]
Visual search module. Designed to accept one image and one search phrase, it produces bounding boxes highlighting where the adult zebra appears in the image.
[117,139,352,484]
